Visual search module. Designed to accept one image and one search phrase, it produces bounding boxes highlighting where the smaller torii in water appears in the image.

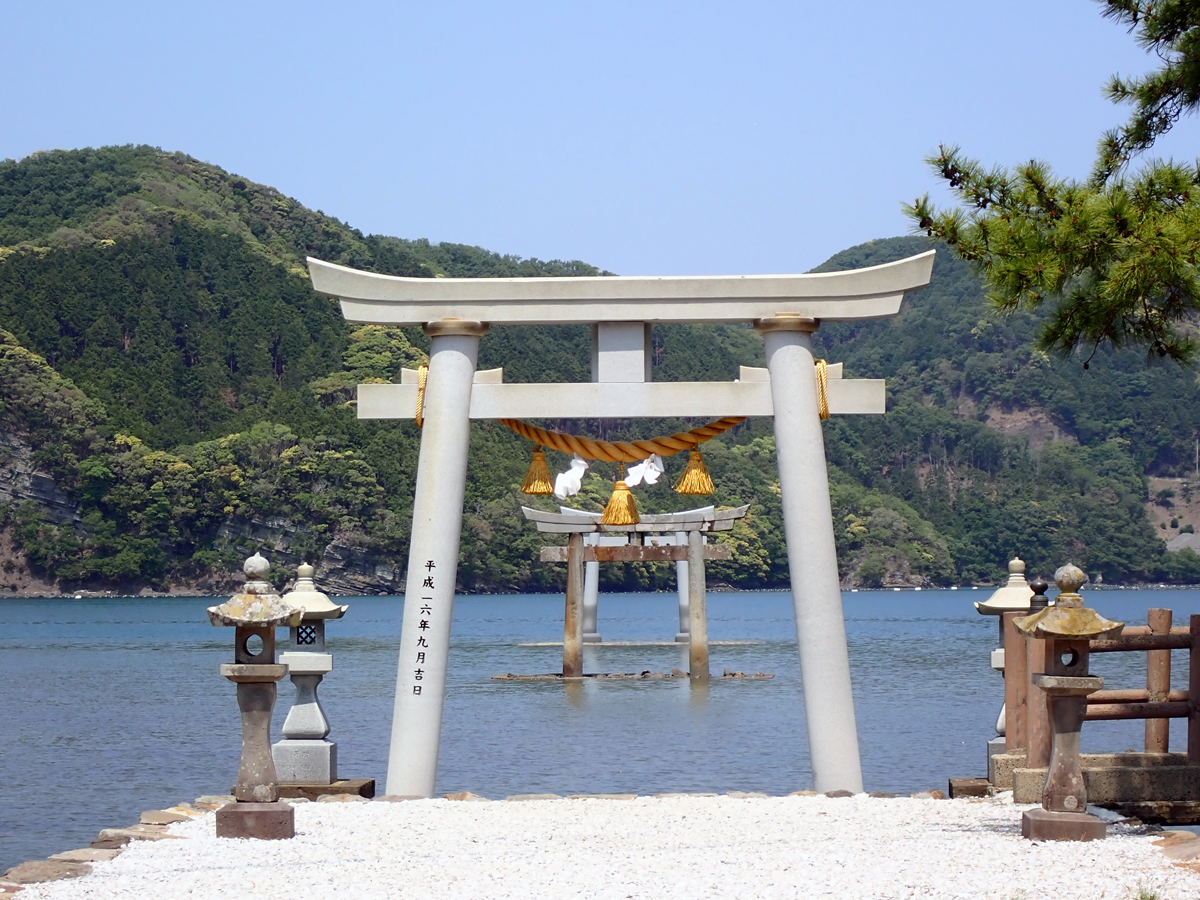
[525,502,749,678]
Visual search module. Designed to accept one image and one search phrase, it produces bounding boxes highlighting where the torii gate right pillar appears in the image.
[758,315,863,793]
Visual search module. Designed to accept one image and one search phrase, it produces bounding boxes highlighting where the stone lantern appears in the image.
[975,558,1034,759]
[272,563,348,787]
[1015,564,1123,842]
[207,553,302,840]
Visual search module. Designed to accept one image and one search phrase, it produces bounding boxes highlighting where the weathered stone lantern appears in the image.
[975,558,1034,740]
[1015,564,1123,842]
[207,553,302,839]
[272,562,348,786]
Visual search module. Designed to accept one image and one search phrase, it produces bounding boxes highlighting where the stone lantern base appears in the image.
[215,801,295,840]
[274,739,337,783]
[1021,807,1106,842]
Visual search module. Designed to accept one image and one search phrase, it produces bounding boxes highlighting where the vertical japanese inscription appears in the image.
[412,559,436,695]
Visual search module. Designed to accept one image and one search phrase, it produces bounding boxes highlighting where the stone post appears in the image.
[757,316,862,793]
[232,676,282,801]
[277,653,332,759]
[386,321,485,798]
[582,553,601,643]
[675,531,690,642]
[687,529,709,680]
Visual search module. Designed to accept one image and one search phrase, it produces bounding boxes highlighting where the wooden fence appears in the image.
[1003,609,1200,766]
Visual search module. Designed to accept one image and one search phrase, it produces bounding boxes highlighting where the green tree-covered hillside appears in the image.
[0,145,1196,594]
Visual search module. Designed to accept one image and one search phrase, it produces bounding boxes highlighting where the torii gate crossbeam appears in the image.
[308,250,935,796]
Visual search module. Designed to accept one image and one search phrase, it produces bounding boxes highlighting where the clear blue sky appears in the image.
[4,1,1199,275]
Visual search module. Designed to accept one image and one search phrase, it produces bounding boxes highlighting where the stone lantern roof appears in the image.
[974,558,1034,616]
[1015,564,1123,640]
[281,563,348,621]
[207,553,303,628]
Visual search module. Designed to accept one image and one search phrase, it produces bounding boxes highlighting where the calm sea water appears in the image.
[2,588,1197,869]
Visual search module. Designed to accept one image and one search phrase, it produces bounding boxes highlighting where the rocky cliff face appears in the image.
[212,517,405,596]
[0,430,81,596]
[318,539,404,596]
[0,430,80,526]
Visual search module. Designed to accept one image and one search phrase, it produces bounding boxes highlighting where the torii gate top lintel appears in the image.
[307,250,934,326]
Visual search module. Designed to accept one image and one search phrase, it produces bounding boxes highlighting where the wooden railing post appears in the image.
[1190,615,1200,765]
[1003,612,1027,754]
[1026,632,1051,768]
[1146,608,1172,753]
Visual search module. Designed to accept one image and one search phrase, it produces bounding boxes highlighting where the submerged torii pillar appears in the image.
[308,250,935,796]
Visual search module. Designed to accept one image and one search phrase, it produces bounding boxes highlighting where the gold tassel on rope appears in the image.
[415,364,428,428]
[520,447,554,495]
[675,449,714,495]
[602,480,639,525]
[815,358,830,420]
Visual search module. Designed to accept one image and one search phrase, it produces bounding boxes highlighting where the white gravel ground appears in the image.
[15,794,1199,900]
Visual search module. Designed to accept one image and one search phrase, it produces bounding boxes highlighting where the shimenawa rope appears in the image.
[498,417,745,463]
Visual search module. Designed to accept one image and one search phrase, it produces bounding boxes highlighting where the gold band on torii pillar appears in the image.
[753,315,820,333]
[423,318,490,337]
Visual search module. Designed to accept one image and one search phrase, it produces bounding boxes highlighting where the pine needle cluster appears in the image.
[907,147,1200,365]
[907,1,1200,366]
[1095,0,1200,184]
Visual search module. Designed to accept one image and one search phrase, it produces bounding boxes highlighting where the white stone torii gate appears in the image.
[308,250,935,796]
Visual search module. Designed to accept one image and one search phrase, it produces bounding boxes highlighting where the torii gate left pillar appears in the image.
[388,319,486,798]
[307,249,934,797]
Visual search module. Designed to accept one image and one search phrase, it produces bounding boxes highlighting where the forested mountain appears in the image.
[1,145,1197,595]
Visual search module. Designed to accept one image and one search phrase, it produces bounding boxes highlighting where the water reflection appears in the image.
[563,678,585,707]
[581,644,601,675]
